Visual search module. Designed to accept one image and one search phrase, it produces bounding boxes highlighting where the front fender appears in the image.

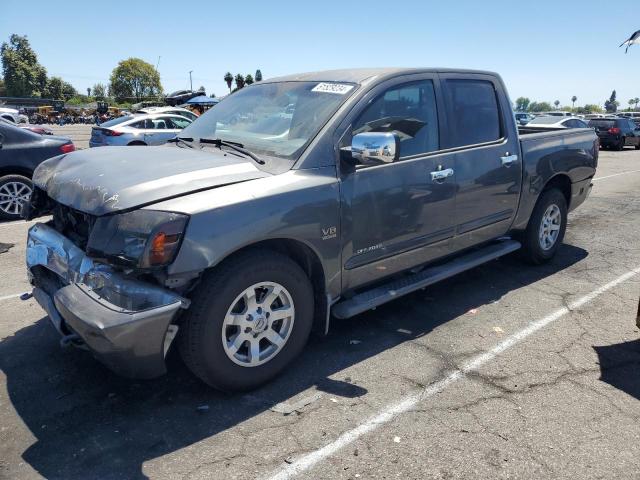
[149,167,342,297]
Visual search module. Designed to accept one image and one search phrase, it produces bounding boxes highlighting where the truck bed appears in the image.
[511,126,598,232]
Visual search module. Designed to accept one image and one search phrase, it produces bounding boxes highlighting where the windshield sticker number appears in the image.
[311,83,354,95]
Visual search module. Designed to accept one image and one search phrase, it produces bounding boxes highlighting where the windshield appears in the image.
[588,120,616,128]
[180,81,356,160]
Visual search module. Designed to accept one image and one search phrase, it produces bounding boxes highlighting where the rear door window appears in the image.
[442,80,502,148]
[588,120,615,128]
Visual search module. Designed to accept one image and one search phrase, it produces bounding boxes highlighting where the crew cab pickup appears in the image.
[24,68,597,390]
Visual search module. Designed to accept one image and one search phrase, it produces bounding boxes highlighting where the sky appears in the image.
[1,0,639,108]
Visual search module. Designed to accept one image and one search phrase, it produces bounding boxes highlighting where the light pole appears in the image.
[189,70,193,91]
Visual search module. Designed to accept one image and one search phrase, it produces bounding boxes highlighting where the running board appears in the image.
[332,239,521,319]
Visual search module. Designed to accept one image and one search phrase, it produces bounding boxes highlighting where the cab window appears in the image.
[352,80,439,158]
[443,79,502,147]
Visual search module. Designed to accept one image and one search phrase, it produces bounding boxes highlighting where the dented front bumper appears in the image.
[26,222,187,378]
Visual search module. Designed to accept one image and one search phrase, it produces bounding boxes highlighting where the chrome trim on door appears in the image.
[430,168,454,181]
[501,154,518,166]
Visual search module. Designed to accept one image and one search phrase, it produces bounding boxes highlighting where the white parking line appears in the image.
[0,218,48,230]
[0,293,25,302]
[264,267,640,480]
[592,169,640,181]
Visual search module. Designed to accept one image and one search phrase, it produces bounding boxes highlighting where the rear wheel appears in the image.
[520,188,567,264]
[616,138,625,151]
[178,250,314,391]
[127,141,146,146]
[0,175,33,221]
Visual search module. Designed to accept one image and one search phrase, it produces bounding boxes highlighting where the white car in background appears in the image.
[0,107,27,124]
[89,113,192,147]
[525,115,589,129]
[135,106,198,122]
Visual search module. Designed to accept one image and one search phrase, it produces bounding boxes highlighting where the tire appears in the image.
[520,188,567,265]
[0,175,33,221]
[127,141,146,146]
[616,138,625,151]
[634,142,640,150]
[178,249,314,391]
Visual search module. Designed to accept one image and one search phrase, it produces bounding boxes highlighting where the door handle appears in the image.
[430,168,454,181]
[501,154,518,167]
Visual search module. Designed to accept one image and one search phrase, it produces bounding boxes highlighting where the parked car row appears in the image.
[516,111,640,151]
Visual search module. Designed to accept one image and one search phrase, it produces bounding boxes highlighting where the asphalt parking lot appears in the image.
[0,144,639,480]
[44,124,92,149]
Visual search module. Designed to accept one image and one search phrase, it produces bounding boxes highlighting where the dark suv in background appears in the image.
[588,117,640,150]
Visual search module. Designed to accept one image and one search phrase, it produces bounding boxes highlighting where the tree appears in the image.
[109,58,162,102]
[234,74,245,90]
[604,90,619,113]
[224,72,233,92]
[514,97,530,112]
[554,100,560,110]
[0,77,5,96]
[1,34,48,96]
[635,97,640,109]
[529,101,553,112]
[571,96,577,109]
[629,99,636,111]
[577,104,603,114]
[92,82,107,99]
[245,74,254,85]
[255,69,262,82]
[44,76,77,99]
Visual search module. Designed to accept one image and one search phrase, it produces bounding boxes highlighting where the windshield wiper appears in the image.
[167,136,194,148]
[199,138,265,165]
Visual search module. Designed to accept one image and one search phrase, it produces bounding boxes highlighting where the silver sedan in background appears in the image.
[525,116,589,129]
[89,114,192,147]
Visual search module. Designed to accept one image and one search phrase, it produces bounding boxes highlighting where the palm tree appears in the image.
[224,72,233,92]
[571,96,577,109]
[554,100,560,110]
[629,99,635,111]
[234,74,245,90]
[245,74,254,85]
[635,97,640,110]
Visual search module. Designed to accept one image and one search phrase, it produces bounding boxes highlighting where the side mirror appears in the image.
[347,132,400,166]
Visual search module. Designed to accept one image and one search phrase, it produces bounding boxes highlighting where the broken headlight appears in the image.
[87,210,189,268]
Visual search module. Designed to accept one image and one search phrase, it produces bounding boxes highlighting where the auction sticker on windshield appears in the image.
[311,83,354,95]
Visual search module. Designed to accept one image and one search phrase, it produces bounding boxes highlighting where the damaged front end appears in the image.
[26,214,191,379]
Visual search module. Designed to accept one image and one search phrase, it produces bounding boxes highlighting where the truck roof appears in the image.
[264,68,499,84]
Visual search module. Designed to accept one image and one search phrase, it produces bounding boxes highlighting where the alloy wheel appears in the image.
[0,181,32,216]
[221,282,295,367]
[538,204,561,251]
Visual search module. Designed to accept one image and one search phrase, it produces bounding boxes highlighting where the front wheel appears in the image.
[519,188,568,264]
[178,250,314,391]
[0,175,33,221]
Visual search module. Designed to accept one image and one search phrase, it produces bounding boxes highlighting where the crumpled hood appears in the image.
[33,145,269,216]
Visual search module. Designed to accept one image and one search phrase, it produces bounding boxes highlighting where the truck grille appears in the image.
[50,202,96,250]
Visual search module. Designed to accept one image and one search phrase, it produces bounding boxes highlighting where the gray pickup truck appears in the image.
[24,68,597,391]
